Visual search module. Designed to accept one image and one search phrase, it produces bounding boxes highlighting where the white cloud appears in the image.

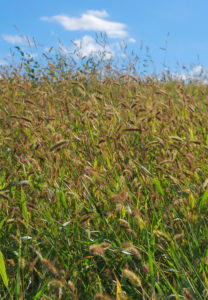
[72,35,114,59]
[128,38,136,43]
[86,10,109,18]
[172,65,208,84]
[2,34,26,44]
[57,35,114,60]
[41,10,128,38]
[171,72,188,81]
[189,65,204,77]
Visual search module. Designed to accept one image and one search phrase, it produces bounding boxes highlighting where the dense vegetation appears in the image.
[0,46,208,299]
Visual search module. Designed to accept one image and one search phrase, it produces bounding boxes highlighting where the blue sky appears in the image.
[1,0,208,78]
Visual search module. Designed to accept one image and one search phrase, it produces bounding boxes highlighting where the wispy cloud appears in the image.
[41,10,128,38]
[172,65,208,84]
[128,38,136,43]
[2,34,27,45]
[72,35,114,58]
[59,35,114,59]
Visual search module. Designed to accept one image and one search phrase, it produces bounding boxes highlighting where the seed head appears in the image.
[89,245,104,257]
[122,269,141,287]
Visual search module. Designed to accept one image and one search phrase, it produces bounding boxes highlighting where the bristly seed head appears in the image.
[89,245,104,257]
[119,219,130,229]
[41,258,58,276]
[122,268,141,287]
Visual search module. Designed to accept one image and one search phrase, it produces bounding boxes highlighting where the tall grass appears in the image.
[0,36,207,299]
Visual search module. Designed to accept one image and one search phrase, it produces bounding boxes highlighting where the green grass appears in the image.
[0,47,208,299]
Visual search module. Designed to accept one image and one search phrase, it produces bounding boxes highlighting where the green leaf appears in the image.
[0,250,8,288]
[0,217,7,230]
[200,188,208,210]
[153,178,164,196]
[21,188,29,226]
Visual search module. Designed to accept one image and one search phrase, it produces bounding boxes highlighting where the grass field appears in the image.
[0,47,208,299]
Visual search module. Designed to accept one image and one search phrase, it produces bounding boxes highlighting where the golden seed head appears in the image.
[131,247,142,260]
[99,242,111,250]
[41,258,58,276]
[67,280,76,293]
[122,269,141,287]
[119,219,130,229]
[89,245,104,257]
[121,241,133,251]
